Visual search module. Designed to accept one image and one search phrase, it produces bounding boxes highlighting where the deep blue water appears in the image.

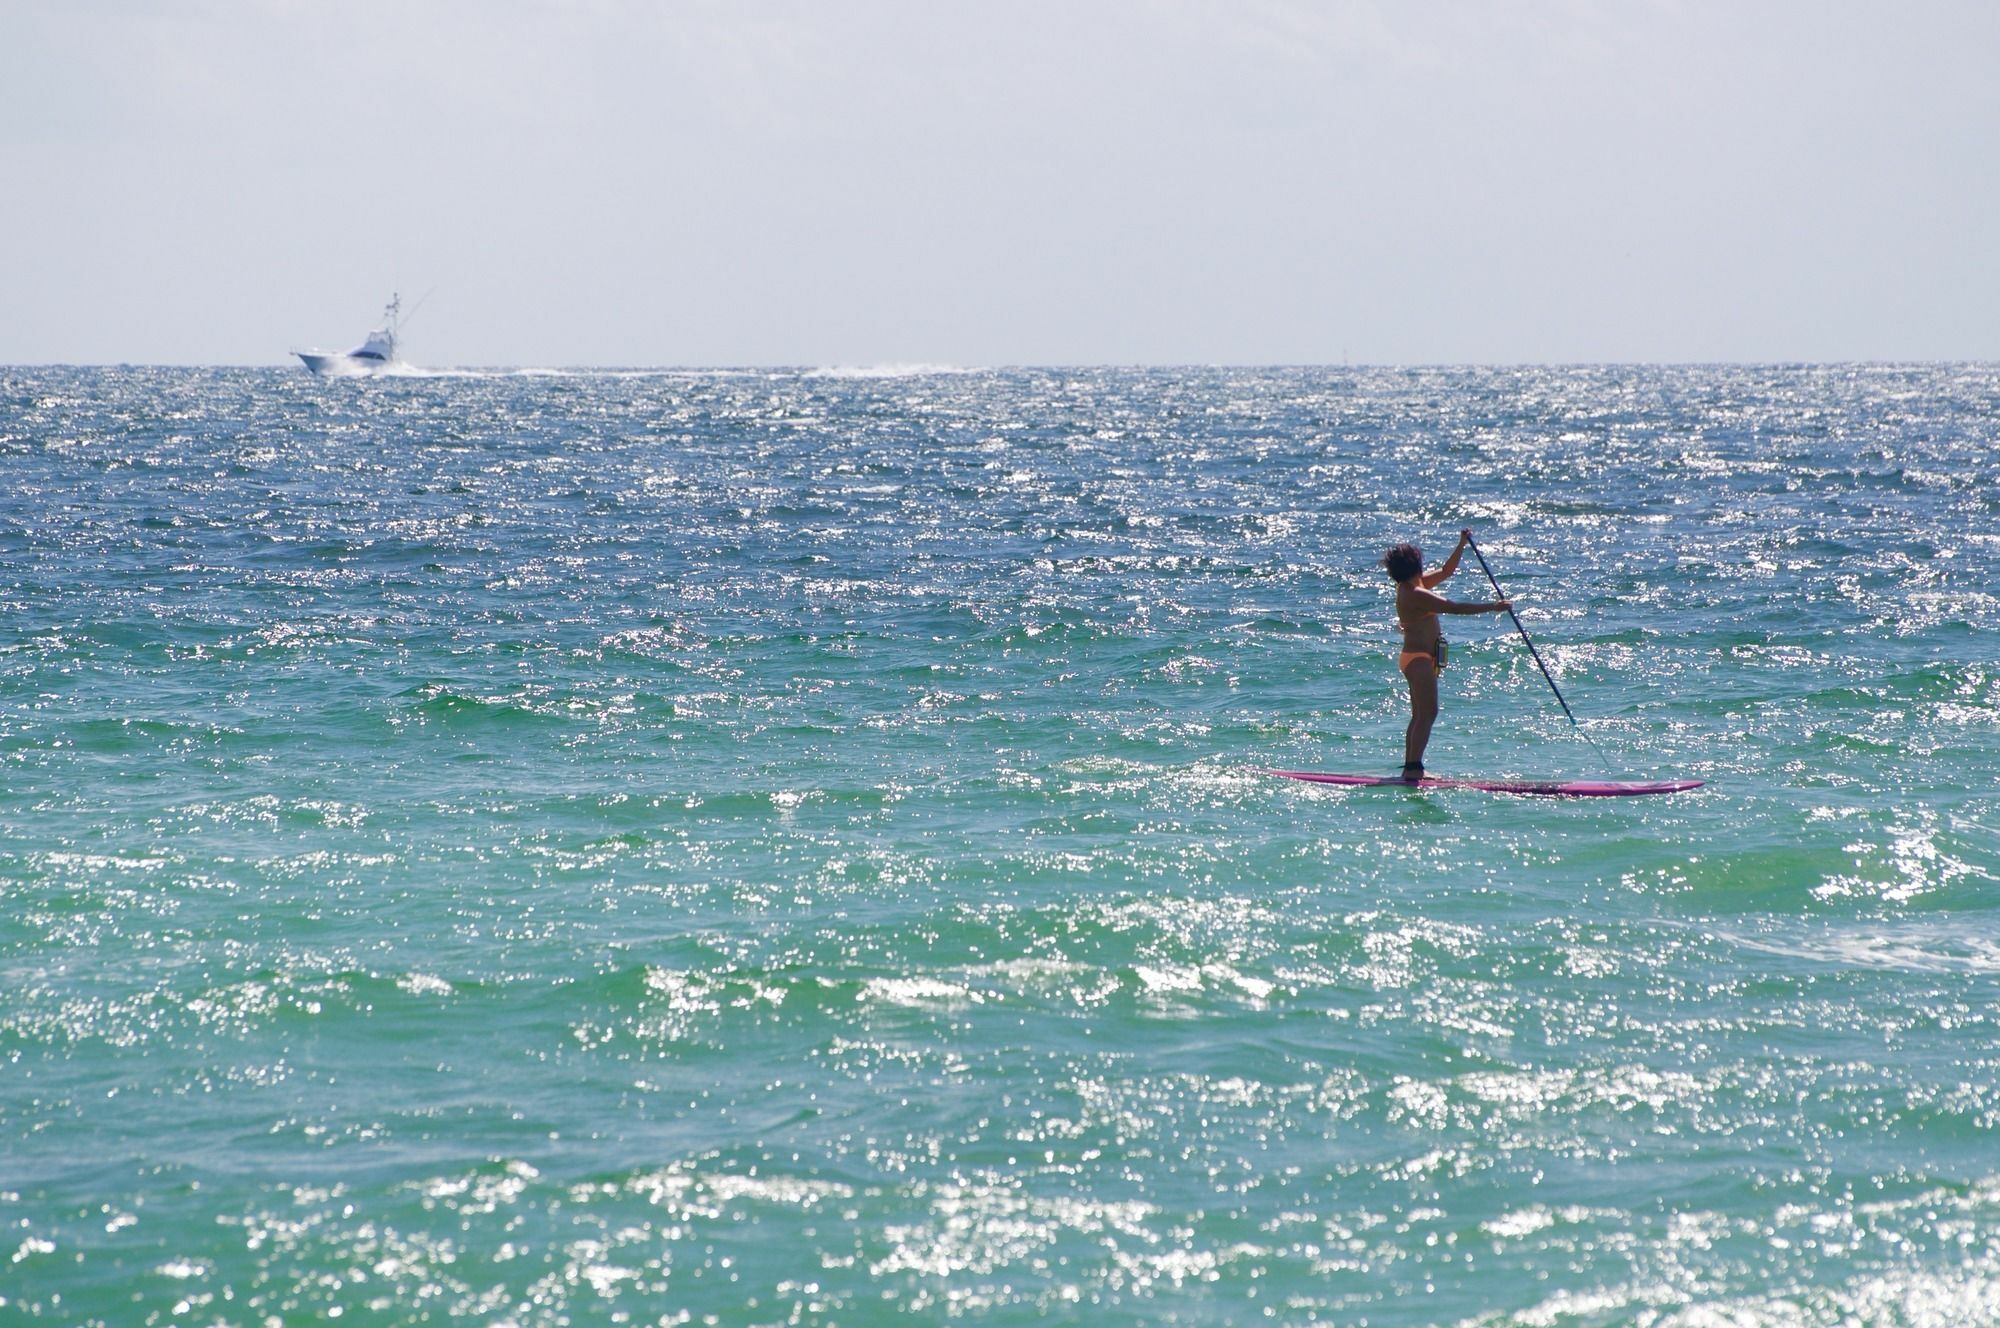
[3,364,1998,1325]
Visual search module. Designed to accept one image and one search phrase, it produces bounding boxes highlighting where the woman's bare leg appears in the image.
[1402,658,1439,775]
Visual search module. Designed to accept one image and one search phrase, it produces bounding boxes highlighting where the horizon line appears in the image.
[5,358,1998,372]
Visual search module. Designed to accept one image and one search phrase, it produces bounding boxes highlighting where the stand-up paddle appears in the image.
[1461,533,1619,769]
[1463,534,1588,737]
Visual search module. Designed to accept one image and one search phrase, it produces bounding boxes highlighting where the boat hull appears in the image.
[295,351,396,377]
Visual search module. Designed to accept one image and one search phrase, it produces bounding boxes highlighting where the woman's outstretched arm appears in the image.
[1404,584,1510,616]
[1400,588,1504,616]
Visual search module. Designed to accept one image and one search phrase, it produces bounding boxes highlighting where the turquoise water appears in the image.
[3,364,1997,1325]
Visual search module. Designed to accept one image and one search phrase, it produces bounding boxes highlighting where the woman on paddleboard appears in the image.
[1384,531,1511,781]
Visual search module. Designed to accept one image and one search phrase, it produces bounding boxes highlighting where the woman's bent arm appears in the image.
[1420,531,1473,588]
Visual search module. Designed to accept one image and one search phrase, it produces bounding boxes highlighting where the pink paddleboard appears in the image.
[1265,769,1703,798]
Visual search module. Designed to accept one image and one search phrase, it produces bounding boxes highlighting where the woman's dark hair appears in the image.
[1382,543,1423,582]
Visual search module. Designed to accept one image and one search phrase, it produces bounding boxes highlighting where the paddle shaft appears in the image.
[1463,535,1583,729]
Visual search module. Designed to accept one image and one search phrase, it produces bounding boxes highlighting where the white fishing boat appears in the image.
[294,295,406,376]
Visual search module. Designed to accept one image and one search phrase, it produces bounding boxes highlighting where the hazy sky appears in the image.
[4,1,1995,366]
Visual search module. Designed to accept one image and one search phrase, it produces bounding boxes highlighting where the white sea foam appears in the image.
[1724,927,2000,974]
[802,363,982,378]
[860,976,983,1008]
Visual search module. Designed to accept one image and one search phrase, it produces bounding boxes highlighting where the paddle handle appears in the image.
[1463,534,1582,729]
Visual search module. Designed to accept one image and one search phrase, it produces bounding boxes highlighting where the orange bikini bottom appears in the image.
[1399,641,1447,674]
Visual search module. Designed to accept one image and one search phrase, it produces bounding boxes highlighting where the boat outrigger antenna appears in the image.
[397,288,437,331]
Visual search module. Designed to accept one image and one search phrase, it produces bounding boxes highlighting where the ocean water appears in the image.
[2,363,1996,1326]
